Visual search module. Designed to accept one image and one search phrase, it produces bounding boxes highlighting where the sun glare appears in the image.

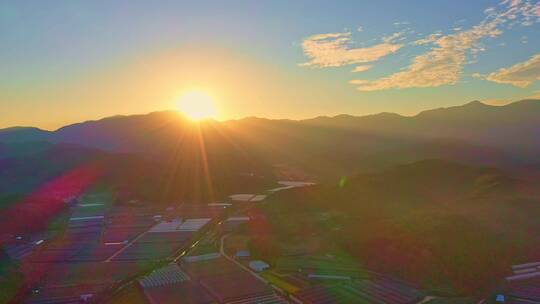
[176,90,218,121]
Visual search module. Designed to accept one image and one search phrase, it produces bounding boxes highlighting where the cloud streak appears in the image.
[351,65,372,73]
[349,0,537,92]
[300,32,402,68]
[301,0,540,92]
[482,53,540,87]
[354,16,504,91]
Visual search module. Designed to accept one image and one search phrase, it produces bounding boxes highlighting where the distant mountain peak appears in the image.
[0,127,50,143]
[464,100,485,106]
[415,100,491,119]
[0,126,46,133]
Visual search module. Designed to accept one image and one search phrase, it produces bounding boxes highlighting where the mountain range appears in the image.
[1,99,538,234]
[2,99,539,178]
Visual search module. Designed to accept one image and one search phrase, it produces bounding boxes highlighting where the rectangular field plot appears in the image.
[182,257,240,279]
[174,205,225,218]
[199,271,274,303]
[148,219,183,233]
[137,231,192,244]
[106,215,156,229]
[37,262,143,287]
[138,264,190,288]
[31,243,123,262]
[102,227,146,244]
[143,282,215,304]
[25,283,110,304]
[292,279,424,304]
[111,242,185,261]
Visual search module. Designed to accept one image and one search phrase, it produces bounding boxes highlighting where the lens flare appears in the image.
[176,90,218,120]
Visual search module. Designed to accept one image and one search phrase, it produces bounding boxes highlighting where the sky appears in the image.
[1,0,540,130]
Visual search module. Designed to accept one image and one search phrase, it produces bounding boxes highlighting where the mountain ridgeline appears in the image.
[3,99,540,178]
[1,99,538,232]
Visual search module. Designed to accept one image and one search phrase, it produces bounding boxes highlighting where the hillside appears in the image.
[259,160,540,296]
[0,127,50,143]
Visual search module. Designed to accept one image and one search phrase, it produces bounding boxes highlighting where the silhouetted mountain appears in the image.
[303,99,540,153]
[0,127,50,143]
[222,100,539,177]
[0,99,538,181]
[52,111,187,153]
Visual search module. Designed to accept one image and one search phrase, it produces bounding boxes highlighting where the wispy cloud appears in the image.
[480,53,540,87]
[351,0,539,91]
[382,31,406,43]
[354,23,502,91]
[414,32,443,45]
[393,21,410,26]
[351,65,372,73]
[300,32,402,68]
[500,0,540,26]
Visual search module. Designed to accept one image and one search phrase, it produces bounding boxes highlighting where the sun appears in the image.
[176,90,218,121]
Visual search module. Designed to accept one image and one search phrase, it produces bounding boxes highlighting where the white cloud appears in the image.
[483,53,540,87]
[382,31,405,43]
[472,72,483,78]
[351,65,372,73]
[485,7,497,15]
[357,26,364,32]
[352,0,536,91]
[393,21,410,26]
[500,0,540,26]
[414,32,443,45]
[355,22,503,91]
[349,79,369,85]
[300,32,402,68]
[300,0,540,92]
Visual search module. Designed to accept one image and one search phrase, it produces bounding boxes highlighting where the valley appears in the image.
[1,100,540,303]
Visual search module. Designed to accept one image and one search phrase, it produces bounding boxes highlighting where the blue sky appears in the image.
[1,0,539,129]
